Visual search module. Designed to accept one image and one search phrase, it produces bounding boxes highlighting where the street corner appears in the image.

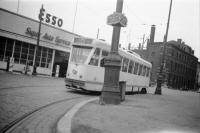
[70,94,200,133]
[56,98,98,133]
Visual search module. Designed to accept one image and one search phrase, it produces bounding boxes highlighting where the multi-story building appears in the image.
[133,25,198,90]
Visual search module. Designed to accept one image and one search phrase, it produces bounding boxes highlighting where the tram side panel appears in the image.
[84,65,105,91]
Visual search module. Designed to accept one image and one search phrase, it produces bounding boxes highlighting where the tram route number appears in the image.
[38,6,63,27]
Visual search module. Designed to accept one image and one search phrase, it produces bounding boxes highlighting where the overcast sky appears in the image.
[0,0,199,60]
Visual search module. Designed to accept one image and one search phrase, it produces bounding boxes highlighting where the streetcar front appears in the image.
[65,40,93,90]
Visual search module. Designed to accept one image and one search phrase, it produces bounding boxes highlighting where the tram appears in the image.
[65,37,152,92]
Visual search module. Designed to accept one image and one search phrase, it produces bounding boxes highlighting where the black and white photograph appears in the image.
[0,0,199,133]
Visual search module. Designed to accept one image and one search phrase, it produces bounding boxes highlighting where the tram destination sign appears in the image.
[107,12,127,27]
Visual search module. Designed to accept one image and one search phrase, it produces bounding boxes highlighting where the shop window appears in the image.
[20,59,26,65]
[41,62,46,67]
[29,49,34,55]
[5,51,12,58]
[36,50,41,57]
[42,52,47,58]
[14,58,20,63]
[29,44,35,50]
[0,41,5,61]
[6,40,13,51]
[48,53,52,58]
[41,57,46,62]
[128,61,134,74]
[36,56,40,63]
[28,55,33,60]
[21,53,27,59]
[133,63,139,74]
[28,60,33,66]
[122,58,129,72]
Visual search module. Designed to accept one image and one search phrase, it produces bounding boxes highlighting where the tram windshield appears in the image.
[70,45,92,64]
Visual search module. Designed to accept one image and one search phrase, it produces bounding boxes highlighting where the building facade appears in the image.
[133,25,198,90]
[196,62,200,89]
[0,8,80,77]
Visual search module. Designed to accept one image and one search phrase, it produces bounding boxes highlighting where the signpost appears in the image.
[100,0,127,105]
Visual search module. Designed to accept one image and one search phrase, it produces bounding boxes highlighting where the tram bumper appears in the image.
[65,78,85,89]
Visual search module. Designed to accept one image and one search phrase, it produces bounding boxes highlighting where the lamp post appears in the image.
[100,0,127,104]
[155,0,172,94]
[32,5,44,75]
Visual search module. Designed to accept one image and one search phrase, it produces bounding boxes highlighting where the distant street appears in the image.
[0,71,95,131]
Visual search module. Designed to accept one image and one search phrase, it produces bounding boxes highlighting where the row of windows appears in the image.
[88,48,150,77]
[169,61,196,76]
[0,36,53,69]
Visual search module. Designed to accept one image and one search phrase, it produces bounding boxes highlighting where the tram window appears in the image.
[128,61,134,74]
[138,64,143,75]
[89,48,100,66]
[146,67,150,77]
[71,46,92,64]
[122,58,129,72]
[142,66,146,76]
[100,50,108,67]
[133,63,139,74]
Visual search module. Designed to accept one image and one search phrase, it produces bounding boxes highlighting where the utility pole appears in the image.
[100,0,127,104]
[32,4,44,75]
[96,28,99,39]
[155,0,173,94]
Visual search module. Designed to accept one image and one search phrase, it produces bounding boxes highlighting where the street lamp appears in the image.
[155,0,173,94]
[100,0,127,104]
[32,5,44,75]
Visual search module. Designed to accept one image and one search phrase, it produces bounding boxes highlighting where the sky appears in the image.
[0,0,199,60]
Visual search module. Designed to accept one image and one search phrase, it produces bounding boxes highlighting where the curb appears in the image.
[56,97,98,133]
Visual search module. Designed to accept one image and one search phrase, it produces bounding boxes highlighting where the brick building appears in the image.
[133,25,198,90]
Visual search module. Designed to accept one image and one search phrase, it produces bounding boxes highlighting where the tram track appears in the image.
[0,96,88,133]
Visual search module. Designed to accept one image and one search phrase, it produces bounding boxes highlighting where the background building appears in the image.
[196,62,200,90]
[133,25,198,90]
[0,8,81,77]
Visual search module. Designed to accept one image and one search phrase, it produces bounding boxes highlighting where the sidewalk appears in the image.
[58,88,200,133]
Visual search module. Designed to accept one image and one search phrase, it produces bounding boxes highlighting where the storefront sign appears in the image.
[26,27,40,38]
[39,6,63,27]
[25,27,71,47]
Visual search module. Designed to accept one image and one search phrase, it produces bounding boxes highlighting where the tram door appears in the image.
[52,50,69,77]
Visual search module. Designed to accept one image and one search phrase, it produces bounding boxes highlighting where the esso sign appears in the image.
[38,6,63,27]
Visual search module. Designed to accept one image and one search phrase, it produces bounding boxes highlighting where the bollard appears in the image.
[55,65,60,77]
[119,81,126,101]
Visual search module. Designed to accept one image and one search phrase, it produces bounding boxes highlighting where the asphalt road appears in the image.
[0,71,96,132]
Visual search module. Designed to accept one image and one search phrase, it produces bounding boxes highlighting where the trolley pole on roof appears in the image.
[155,0,173,94]
[100,0,127,104]
[32,4,44,75]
